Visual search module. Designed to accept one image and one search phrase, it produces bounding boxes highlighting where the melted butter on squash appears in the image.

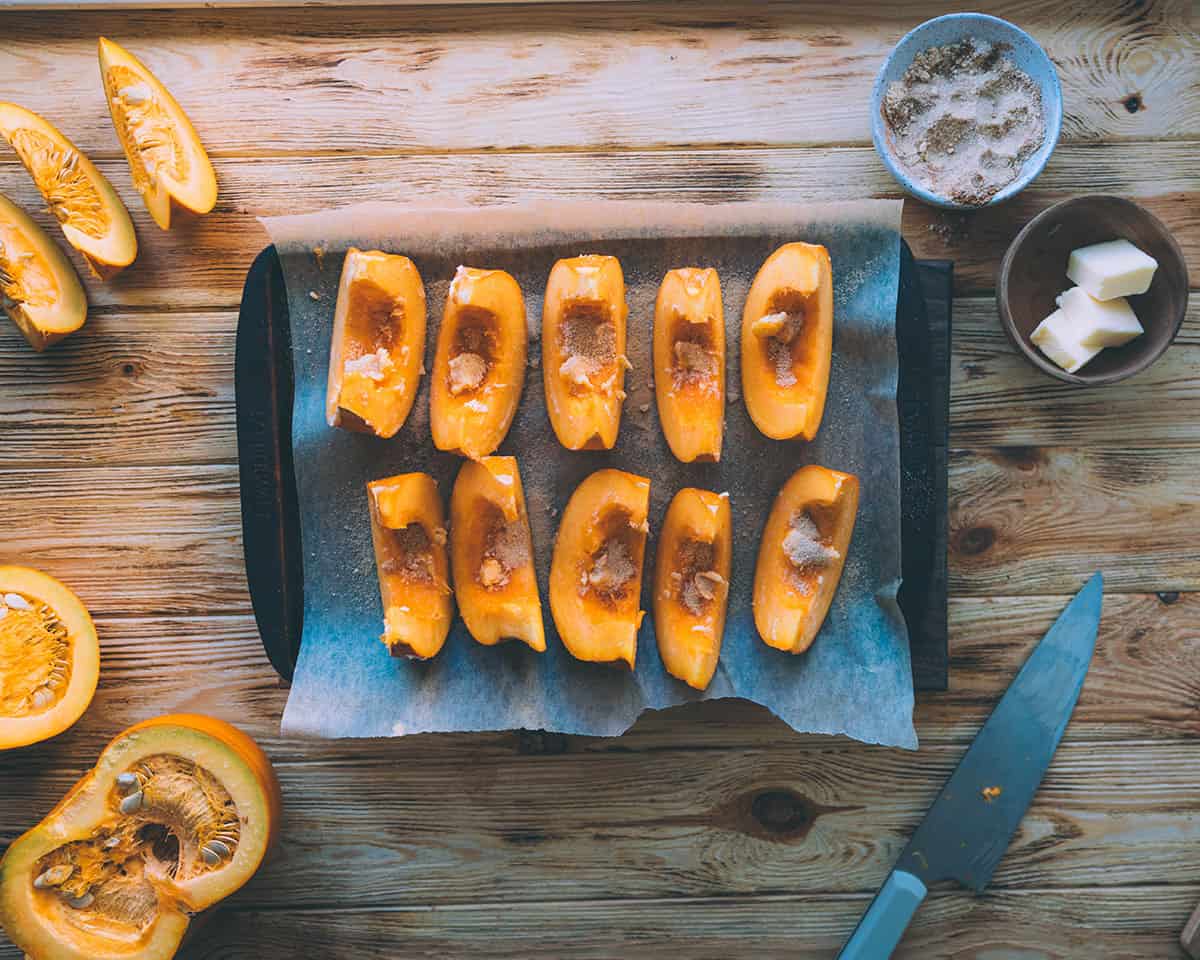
[559,301,618,393]
[7,129,111,240]
[580,512,645,604]
[105,65,189,193]
[31,754,240,933]
[781,510,839,594]
[476,506,531,591]
[0,592,72,717]
[446,314,495,396]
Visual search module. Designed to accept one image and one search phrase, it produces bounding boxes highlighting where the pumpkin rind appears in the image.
[542,255,629,450]
[0,715,280,960]
[740,242,833,441]
[652,488,731,690]
[653,267,725,462]
[549,469,650,668]
[0,565,99,749]
[753,465,858,654]
[98,37,218,230]
[0,103,137,279]
[0,193,87,351]
[430,266,527,459]
[449,457,545,651]
[326,248,427,438]
[367,472,453,659]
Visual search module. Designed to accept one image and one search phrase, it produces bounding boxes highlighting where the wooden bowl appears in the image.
[998,195,1189,385]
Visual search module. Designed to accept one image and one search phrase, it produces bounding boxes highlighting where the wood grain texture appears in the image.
[0,141,1196,310]
[0,1,1195,158]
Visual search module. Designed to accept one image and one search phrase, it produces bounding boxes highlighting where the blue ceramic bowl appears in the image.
[871,13,1062,210]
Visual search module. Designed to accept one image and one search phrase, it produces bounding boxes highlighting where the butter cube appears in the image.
[1067,239,1158,300]
[1030,308,1102,373]
[1056,286,1144,348]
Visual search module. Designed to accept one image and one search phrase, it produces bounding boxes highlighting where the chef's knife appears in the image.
[836,571,1103,959]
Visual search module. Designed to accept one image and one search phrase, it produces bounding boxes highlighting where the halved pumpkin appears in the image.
[653,267,725,462]
[741,242,833,441]
[326,248,427,438]
[0,566,99,750]
[0,194,87,351]
[753,465,858,654]
[0,714,280,960]
[652,488,731,690]
[0,103,137,279]
[367,472,452,659]
[430,266,527,459]
[549,469,649,669]
[542,255,629,450]
[99,37,217,230]
[449,457,545,651]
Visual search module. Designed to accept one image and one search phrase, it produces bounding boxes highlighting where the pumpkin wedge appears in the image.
[431,266,527,459]
[0,103,136,279]
[753,465,858,654]
[0,566,99,750]
[99,37,217,230]
[450,457,545,651]
[741,242,833,441]
[0,194,87,351]
[549,469,649,669]
[542,255,629,450]
[0,714,280,960]
[367,472,453,659]
[326,248,427,438]
[653,267,725,462]
[653,488,731,690]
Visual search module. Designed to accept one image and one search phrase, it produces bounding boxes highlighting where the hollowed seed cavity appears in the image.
[672,539,724,616]
[580,511,644,605]
[559,301,617,393]
[476,503,531,591]
[782,510,839,594]
[343,277,404,381]
[8,128,111,239]
[380,524,438,584]
[753,291,810,388]
[670,313,718,390]
[0,226,58,312]
[0,591,71,718]
[447,312,496,396]
[106,65,189,192]
[31,755,240,933]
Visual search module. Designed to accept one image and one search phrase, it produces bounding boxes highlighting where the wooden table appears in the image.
[1,3,1198,957]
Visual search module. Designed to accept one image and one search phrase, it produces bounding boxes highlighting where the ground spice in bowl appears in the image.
[881,37,1045,206]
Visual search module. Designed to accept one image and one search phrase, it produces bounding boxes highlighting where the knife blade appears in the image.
[835,571,1103,959]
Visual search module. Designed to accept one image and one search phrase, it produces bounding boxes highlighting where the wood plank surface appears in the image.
[1,142,1196,309]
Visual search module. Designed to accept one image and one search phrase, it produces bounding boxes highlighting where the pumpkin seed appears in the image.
[33,864,73,888]
[119,790,143,814]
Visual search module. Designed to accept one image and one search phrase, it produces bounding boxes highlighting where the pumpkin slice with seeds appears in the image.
[0,195,87,351]
[99,37,217,230]
[0,565,99,750]
[0,103,137,279]
[0,714,280,960]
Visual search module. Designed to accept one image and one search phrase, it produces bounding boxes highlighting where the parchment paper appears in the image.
[263,200,916,749]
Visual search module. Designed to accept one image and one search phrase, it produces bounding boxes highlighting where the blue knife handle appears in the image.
[835,869,927,959]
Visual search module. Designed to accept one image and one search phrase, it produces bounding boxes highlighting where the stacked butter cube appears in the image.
[1031,239,1158,373]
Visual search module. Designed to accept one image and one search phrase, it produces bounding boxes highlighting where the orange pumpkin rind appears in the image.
[450,457,546,652]
[542,255,630,451]
[367,472,453,659]
[653,488,732,690]
[431,266,527,459]
[741,242,833,441]
[753,465,858,654]
[326,248,427,438]
[549,468,650,668]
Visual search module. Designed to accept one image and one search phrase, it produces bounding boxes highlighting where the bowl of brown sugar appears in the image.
[872,14,1062,209]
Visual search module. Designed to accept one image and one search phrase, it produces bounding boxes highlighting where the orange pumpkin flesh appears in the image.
[99,37,218,230]
[0,566,99,750]
[431,266,527,459]
[652,488,731,690]
[449,457,545,652]
[0,714,280,960]
[326,248,427,438]
[549,469,649,669]
[753,465,858,654]
[367,472,453,659]
[0,193,88,351]
[653,267,725,462]
[0,103,137,279]
[542,255,629,450]
[741,242,833,441]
